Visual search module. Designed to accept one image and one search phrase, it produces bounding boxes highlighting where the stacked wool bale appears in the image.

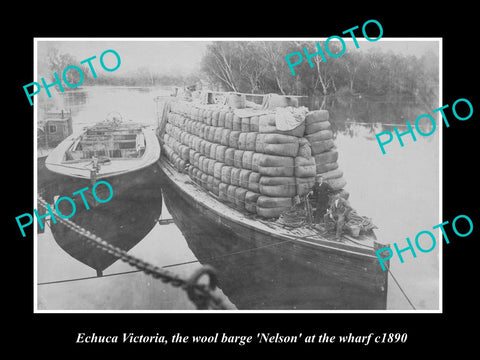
[304,110,347,191]
[161,98,346,219]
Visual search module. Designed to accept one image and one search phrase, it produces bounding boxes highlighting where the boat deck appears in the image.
[159,157,379,259]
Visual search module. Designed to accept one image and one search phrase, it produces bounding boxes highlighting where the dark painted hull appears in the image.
[158,157,389,310]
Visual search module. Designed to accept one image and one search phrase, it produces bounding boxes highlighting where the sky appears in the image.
[36,38,440,77]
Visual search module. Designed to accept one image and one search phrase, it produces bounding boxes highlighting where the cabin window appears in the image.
[49,125,57,133]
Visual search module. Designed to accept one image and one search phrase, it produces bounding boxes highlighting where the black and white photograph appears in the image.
[33,38,441,312]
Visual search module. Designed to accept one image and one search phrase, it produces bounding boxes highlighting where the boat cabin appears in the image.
[65,123,146,161]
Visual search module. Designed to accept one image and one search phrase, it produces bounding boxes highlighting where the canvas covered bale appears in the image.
[221,165,233,184]
[233,115,242,131]
[257,154,295,177]
[211,110,220,127]
[237,132,248,150]
[239,169,252,188]
[234,187,248,209]
[255,133,299,157]
[310,139,335,154]
[250,115,260,132]
[218,111,226,128]
[325,176,347,191]
[207,159,216,175]
[214,127,223,144]
[256,195,293,218]
[319,168,343,180]
[219,182,229,202]
[248,172,261,193]
[305,130,333,143]
[295,156,316,178]
[259,176,297,197]
[212,178,221,196]
[245,191,261,213]
[209,143,219,160]
[229,131,241,149]
[242,150,254,170]
[305,110,329,126]
[214,161,224,179]
[234,150,245,168]
[225,112,234,129]
[315,161,339,174]
[221,129,231,146]
[227,185,238,205]
[207,175,214,192]
[215,145,227,163]
[305,120,331,135]
[241,117,251,132]
[231,168,242,186]
[245,132,257,151]
[314,149,339,168]
[225,148,235,166]
[297,138,312,158]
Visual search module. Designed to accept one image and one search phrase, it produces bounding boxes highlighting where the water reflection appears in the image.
[49,166,163,276]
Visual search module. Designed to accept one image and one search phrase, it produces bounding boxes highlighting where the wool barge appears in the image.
[156,91,390,309]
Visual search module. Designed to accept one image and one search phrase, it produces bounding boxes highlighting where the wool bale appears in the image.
[296,177,315,196]
[219,182,229,202]
[218,111,226,128]
[245,191,261,213]
[199,123,207,139]
[207,175,214,192]
[189,149,196,164]
[180,146,190,161]
[305,120,331,135]
[188,163,195,179]
[199,140,206,156]
[256,197,293,218]
[209,143,218,160]
[239,169,252,188]
[234,187,248,209]
[259,176,297,197]
[248,172,261,193]
[213,162,224,179]
[245,132,257,151]
[221,165,233,184]
[214,145,227,163]
[256,133,299,157]
[237,132,248,150]
[204,110,212,125]
[233,115,242,131]
[227,185,238,205]
[310,139,335,154]
[225,148,235,166]
[193,152,201,168]
[212,178,221,196]
[234,150,245,168]
[241,117,250,132]
[295,156,317,178]
[326,176,347,191]
[251,153,262,172]
[306,130,333,143]
[208,126,217,142]
[305,110,329,126]
[200,172,208,189]
[225,112,234,129]
[191,167,199,184]
[214,127,223,144]
[314,150,339,167]
[204,141,213,158]
[229,131,241,149]
[257,154,295,177]
[231,167,242,186]
[250,116,260,132]
[242,151,254,170]
[200,155,209,173]
[221,129,231,146]
[211,111,220,127]
[316,161,339,174]
[297,138,312,158]
[207,159,216,175]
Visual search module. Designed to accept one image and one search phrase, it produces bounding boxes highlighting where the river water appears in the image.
[36,86,439,311]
